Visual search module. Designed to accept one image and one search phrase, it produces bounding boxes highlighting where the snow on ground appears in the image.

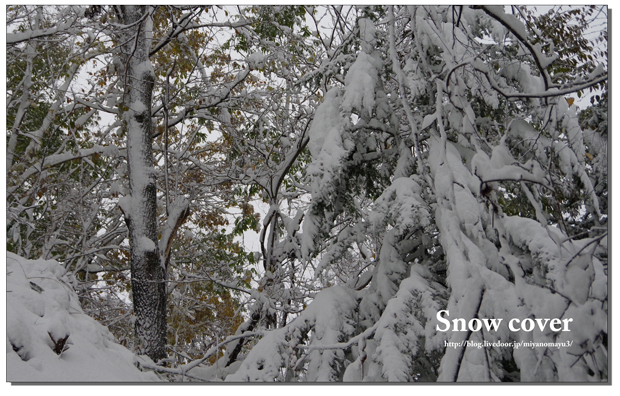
[6,252,159,382]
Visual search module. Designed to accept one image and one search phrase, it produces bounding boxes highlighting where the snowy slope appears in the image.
[6,252,159,382]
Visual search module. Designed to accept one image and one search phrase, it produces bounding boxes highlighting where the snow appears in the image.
[117,195,132,215]
[133,60,154,78]
[374,231,406,304]
[358,18,376,53]
[372,267,439,381]
[303,85,355,234]
[341,52,381,117]
[403,58,428,98]
[500,62,543,96]
[110,180,124,195]
[6,252,159,382]
[246,51,266,69]
[494,215,607,381]
[307,88,343,159]
[472,145,550,187]
[74,109,96,128]
[80,144,120,158]
[485,6,528,39]
[158,196,190,261]
[225,286,358,382]
[308,119,347,181]
[533,43,558,69]
[423,125,606,381]
[587,63,606,79]
[369,177,430,233]
[130,100,147,114]
[342,354,363,381]
[7,20,74,44]
[137,236,157,252]
[421,113,437,130]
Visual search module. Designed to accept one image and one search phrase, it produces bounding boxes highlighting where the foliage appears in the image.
[6,5,607,382]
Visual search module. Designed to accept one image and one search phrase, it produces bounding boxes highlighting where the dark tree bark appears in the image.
[116,5,167,362]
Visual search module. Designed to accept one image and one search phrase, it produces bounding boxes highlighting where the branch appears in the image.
[563,233,607,268]
[481,176,553,191]
[77,265,130,274]
[159,197,190,270]
[7,145,121,195]
[176,272,253,296]
[138,331,263,376]
[7,17,79,44]
[74,97,119,115]
[389,6,435,193]
[472,60,607,99]
[163,67,251,129]
[473,5,554,90]
[149,7,202,56]
[297,322,379,352]
[272,134,310,197]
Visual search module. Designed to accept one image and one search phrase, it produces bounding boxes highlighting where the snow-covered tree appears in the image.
[6,5,607,382]
[7,5,262,362]
[222,5,608,382]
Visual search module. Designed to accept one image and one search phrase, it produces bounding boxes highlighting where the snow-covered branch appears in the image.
[473,59,607,99]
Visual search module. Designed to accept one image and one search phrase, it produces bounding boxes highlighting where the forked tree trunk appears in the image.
[116,5,167,362]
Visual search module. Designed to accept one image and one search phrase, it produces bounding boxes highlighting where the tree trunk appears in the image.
[116,5,167,362]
